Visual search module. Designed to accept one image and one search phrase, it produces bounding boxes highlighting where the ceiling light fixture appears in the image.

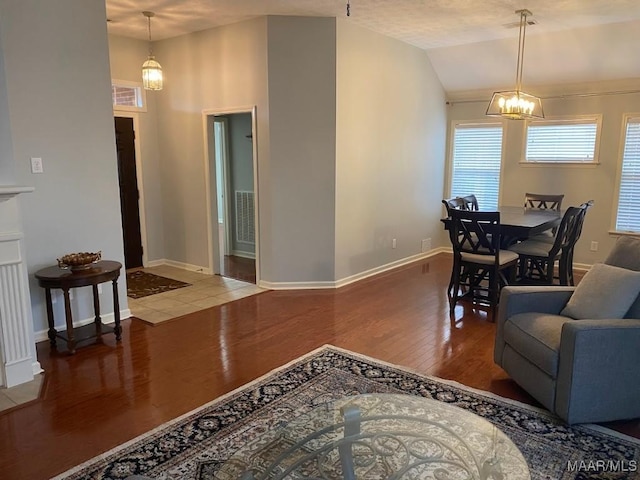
[486,9,543,120]
[141,11,163,91]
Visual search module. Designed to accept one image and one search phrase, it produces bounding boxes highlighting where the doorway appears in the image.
[114,115,146,269]
[204,107,259,285]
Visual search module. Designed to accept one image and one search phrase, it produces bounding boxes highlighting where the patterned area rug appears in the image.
[126,271,191,299]
[54,346,640,480]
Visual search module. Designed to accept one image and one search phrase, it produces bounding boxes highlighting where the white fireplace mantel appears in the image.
[0,185,41,388]
[0,185,34,202]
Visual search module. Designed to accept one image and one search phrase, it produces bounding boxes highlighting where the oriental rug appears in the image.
[126,271,191,299]
[54,345,640,480]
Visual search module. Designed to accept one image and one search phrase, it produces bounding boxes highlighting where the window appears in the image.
[615,116,640,233]
[525,117,601,163]
[450,123,503,210]
[111,80,146,111]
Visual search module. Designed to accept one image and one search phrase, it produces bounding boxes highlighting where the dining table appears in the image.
[441,205,562,248]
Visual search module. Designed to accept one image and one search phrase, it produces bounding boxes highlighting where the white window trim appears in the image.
[520,114,602,166]
[610,112,640,236]
[112,79,147,113]
[446,118,506,208]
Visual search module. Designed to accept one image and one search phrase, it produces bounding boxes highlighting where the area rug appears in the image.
[126,271,191,299]
[54,345,640,480]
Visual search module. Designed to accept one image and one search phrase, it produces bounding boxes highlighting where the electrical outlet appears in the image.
[590,241,598,252]
[392,238,397,249]
[421,238,432,253]
[30,157,43,174]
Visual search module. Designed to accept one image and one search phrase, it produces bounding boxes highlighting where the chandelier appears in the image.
[486,9,543,120]
[142,11,163,91]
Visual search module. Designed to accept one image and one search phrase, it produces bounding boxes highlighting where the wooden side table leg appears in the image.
[63,288,76,354]
[112,279,122,341]
[92,284,102,338]
[44,288,57,349]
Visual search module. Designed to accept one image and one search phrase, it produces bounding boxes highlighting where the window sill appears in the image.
[518,161,599,168]
[609,230,640,237]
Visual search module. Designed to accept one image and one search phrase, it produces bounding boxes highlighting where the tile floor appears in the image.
[0,373,44,414]
[126,265,267,325]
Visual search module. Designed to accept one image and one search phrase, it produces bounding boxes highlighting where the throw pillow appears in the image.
[561,263,640,320]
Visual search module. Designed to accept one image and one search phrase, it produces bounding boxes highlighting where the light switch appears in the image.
[30,157,44,174]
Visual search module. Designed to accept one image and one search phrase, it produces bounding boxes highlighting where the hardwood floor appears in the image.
[222,254,256,283]
[0,253,637,479]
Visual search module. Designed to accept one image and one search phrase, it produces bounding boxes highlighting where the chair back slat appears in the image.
[524,193,564,211]
[549,206,583,255]
[449,210,501,256]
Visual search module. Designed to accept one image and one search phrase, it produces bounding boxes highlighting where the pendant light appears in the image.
[142,11,163,91]
[486,9,543,120]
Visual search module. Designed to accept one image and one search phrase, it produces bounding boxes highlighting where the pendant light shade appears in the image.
[486,10,543,120]
[142,11,163,91]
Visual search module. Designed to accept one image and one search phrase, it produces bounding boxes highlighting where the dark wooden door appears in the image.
[115,117,143,269]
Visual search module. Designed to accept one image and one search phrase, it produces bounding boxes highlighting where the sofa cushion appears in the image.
[503,313,574,377]
[560,263,640,320]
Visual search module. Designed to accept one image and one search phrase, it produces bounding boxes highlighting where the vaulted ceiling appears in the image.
[106,0,640,94]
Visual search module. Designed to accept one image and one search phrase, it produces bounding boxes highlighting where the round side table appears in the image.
[35,260,122,354]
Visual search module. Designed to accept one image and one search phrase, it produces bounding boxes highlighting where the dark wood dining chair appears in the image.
[524,192,564,211]
[508,206,583,285]
[447,209,518,321]
[563,200,594,285]
[459,194,479,211]
[524,192,564,240]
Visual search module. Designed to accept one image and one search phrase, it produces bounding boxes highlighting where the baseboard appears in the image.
[258,248,449,290]
[145,258,211,275]
[231,251,256,260]
[34,308,132,343]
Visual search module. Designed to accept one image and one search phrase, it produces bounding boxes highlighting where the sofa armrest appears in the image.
[494,286,575,366]
[556,319,640,424]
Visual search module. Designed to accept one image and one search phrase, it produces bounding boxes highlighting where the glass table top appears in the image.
[216,393,531,480]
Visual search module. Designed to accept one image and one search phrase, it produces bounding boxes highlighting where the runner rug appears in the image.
[54,345,640,480]
[126,271,191,299]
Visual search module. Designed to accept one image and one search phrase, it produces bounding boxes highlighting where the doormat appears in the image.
[126,271,191,299]
[53,345,640,479]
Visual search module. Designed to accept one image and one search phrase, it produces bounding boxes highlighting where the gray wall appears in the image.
[0,0,126,334]
[446,85,640,265]
[0,29,14,182]
[108,35,165,264]
[266,16,337,282]
[152,17,269,271]
[335,20,447,279]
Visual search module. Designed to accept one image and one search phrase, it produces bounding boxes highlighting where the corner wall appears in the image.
[266,16,337,282]
[0,0,126,333]
[335,19,447,280]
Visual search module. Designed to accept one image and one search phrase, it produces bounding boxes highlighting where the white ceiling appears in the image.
[105,0,640,92]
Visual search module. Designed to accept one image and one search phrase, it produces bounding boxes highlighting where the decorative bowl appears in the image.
[57,251,102,271]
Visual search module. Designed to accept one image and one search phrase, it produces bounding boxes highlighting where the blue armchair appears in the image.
[494,237,640,424]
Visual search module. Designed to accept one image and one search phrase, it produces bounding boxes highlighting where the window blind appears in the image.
[450,124,503,211]
[616,118,640,233]
[526,120,598,162]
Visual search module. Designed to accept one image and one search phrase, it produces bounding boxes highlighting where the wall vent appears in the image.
[235,190,255,244]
